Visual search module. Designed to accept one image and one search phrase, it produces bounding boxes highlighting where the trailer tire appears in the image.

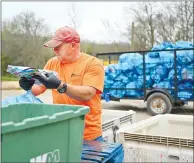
[147,92,172,116]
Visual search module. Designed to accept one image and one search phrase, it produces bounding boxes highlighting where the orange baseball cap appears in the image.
[44,26,80,48]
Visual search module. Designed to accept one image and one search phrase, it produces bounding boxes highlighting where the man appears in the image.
[19,26,105,141]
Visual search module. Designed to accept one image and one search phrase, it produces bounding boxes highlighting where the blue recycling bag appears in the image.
[174,41,194,49]
[2,90,43,107]
[151,41,175,50]
[105,64,120,80]
[104,41,194,100]
[110,82,126,98]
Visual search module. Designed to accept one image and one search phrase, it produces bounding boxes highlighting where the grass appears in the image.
[2,76,19,81]
[3,87,22,90]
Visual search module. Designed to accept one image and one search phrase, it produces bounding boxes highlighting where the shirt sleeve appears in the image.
[82,63,105,94]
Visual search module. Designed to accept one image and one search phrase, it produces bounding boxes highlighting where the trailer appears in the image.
[96,48,194,115]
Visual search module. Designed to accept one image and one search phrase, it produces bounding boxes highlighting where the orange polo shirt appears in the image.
[32,52,105,140]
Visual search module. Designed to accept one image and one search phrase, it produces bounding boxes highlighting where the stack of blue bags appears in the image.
[104,41,194,100]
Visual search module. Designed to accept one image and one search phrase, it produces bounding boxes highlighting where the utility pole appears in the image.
[131,22,135,51]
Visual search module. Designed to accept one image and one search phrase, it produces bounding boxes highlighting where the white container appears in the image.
[102,109,136,143]
[117,114,193,162]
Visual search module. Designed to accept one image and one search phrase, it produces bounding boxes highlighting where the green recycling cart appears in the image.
[1,103,89,163]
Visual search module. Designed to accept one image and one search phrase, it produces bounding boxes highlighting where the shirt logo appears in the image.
[71,73,81,77]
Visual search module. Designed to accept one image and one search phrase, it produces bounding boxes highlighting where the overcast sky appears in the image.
[2,1,138,43]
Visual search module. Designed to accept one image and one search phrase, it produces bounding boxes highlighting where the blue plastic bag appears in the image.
[145,55,160,68]
[103,41,194,101]
[105,64,120,80]
[115,74,129,84]
[177,50,194,65]
[110,82,126,98]
[151,42,175,51]
[2,91,43,107]
[6,65,58,85]
[119,53,143,68]
[174,41,193,49]
[125,82,143,97]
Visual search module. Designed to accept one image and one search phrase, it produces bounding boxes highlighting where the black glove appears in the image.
[33,72,61,89]
[19,77,35,91]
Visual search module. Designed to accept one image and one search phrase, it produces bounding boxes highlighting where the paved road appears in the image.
[2,90,193,123]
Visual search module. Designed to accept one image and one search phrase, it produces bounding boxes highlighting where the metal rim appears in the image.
[150,97,166,114]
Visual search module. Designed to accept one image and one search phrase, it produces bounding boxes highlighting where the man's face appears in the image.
[53,43,75,63]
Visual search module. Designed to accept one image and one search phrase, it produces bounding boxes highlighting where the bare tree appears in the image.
[101,19,121,52]
[124,1,193,50]
[124,2,161,49]
[122,21,148,51]
[168,1,193,41]
[68,2,81,30]
[154,12,177,42]
[2,11,51,68]
[154,1,193,43]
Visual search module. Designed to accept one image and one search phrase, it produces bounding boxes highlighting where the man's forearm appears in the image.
[64,84,96,101]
